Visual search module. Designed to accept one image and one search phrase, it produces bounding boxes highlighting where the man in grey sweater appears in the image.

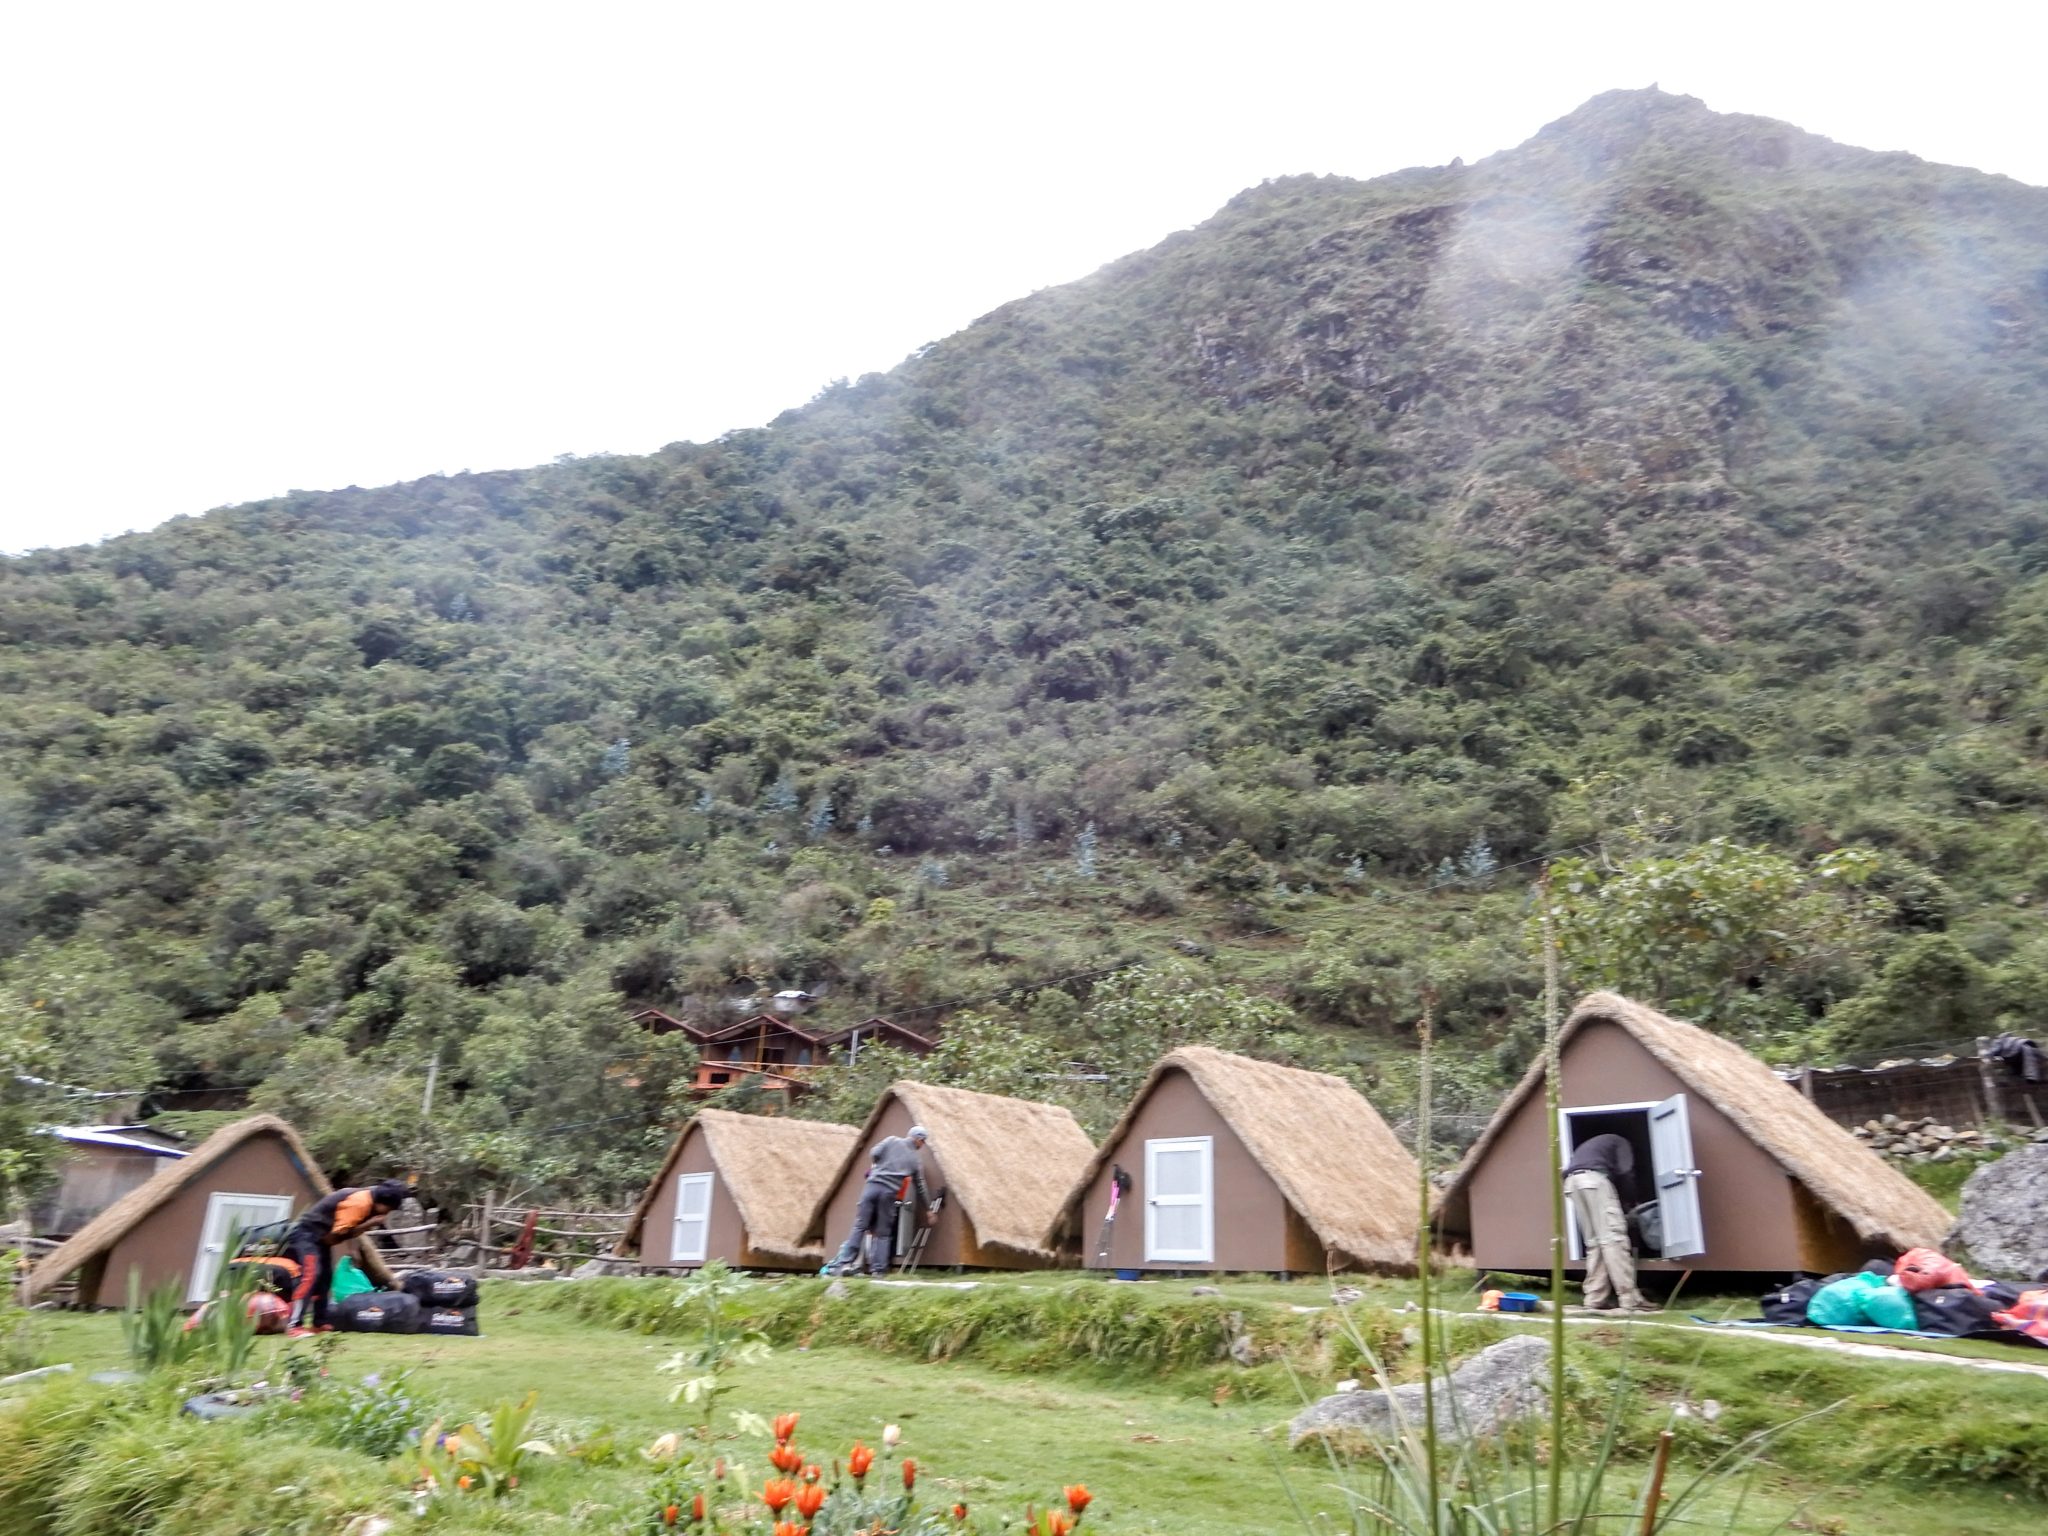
[825,1126,934,1276]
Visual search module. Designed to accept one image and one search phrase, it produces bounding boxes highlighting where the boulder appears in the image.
[1950,1142,2048,1277]
[1290,1335,1550,1450]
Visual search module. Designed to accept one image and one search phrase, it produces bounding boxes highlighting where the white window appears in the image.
[189,1191,295,1303]
[671,1172,714,1264]
[1144,1136,1213,1263]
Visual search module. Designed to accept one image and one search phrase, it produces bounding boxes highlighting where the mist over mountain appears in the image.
[7,89,2048,1195]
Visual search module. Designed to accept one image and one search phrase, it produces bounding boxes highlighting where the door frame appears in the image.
[1142,1135,1214,1264]
[1556,1102,1660,1262]
[671,1171,715,1264]
[189,1191,295,1303]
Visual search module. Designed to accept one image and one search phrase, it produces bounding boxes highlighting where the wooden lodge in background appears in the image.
[630,1006,936,1106]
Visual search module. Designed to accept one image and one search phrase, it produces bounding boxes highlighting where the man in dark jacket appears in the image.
[825,1126,934,1276]
[285,1178,410,1334]
[1562,1134,1653,1312]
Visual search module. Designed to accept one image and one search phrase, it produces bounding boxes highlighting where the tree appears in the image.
[1538,840,1883,1037]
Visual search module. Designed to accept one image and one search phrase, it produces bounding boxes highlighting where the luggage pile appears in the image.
[1757,1247,2040,1343]
[336,1270,481,1336]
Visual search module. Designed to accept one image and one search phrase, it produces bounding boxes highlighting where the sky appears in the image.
[3,1,2044,554]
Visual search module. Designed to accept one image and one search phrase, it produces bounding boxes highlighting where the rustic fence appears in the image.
[465,1200,633,1270]
[1784,1044,2048,1132]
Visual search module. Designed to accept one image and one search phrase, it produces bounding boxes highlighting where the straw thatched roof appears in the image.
[25,1113,395,1302]
[1435,991,1952,1251]
[617,1109,860,1261]
[1056,1047,1420,1271]
[794,1081,1095,1263]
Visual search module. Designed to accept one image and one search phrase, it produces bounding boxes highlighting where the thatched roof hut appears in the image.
[25,1114,395,1305]
[1436,992,1952,1274]
[795,1081,1095,1268]
[617,1109,859,1270]
[1058,1047,1419,1273]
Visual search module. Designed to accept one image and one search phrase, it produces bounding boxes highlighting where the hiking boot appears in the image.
[1615,1300,1661,1314]
[287,1326,318,1338]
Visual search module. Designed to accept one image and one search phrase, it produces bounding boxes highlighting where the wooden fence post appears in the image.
[1977,1037,2006,1126]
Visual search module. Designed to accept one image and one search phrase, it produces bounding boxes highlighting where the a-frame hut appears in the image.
[616,1109,859,1272]
[1435,991,1953,1276]
[1056,1047,1419,1274]
[24,1114,395,1307]
[793,1081,1095,1270]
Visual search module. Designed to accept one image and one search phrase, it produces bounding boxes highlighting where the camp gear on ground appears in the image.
[1627,1200,1664,1256]
[331,1255,375,1301]
[1759,1276,1830,1325]
[182,1392,260,1420]
[508,1209,539,1268]
[1991,1289,2048,1342]
[1562,1133,1639,1208]
[1499,1291,1542,1313]
[401,1270,478,1308]
[335,1290,422,1333]
[228,1218,296,1261]
[1563,1167,1647,1310]
[228,1254,301,1294]
[1805,1271,1919,1331]
[1093,1165,1132,1268]
[417,1305,480,1337]
[1479,1289,1504,1311]
[1894,1248,1972,1293]
[1912,1286,2005,1337]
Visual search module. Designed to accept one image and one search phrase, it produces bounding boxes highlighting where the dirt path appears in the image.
[1445,1309,2048,1380]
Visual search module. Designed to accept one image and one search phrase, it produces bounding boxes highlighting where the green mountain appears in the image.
[7,89,2048,1196]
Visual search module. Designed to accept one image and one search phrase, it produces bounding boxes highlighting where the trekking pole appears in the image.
[901,1192,945,1274]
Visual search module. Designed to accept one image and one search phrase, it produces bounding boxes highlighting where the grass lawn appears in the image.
[10,1279,2048,1536]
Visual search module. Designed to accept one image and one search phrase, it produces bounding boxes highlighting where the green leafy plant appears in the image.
[655,1259,772,1439]
[266,1367,434,1460]
[121,1273,201,1374]
[414,1390,555,1499]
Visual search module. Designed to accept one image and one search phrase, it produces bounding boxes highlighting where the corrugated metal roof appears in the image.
[43,1126,189,1156]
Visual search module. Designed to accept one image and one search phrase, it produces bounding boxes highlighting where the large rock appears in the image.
[1290,1335,1551,1450]
[1951,1143,2048,1278]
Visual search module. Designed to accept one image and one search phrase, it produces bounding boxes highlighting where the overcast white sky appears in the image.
[3,2,2044,554]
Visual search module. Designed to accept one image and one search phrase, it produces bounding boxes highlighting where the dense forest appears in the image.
[6,89,2048,1203]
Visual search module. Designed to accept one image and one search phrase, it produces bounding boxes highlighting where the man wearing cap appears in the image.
[825,1126,934,1277]
[284,1177,412,1334]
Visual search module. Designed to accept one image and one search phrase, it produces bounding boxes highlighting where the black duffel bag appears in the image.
[401,1270,479,1309]
[1913,1286,2004,1337]
[417,1305,480,1337]
[1759,1275,1836,1325]
[336,1291,422,1334]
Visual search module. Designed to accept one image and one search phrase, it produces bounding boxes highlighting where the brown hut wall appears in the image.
[817,1097,996,1268]
[1465,1019,1804,1274]
[1081,1069,1306,1273]
[90,1135,328,1307]
[636,1129,750,1270]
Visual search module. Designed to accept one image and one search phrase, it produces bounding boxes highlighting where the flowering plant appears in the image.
[636,1411,1097,1535]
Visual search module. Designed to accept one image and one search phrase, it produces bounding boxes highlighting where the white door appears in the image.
[1647,1094,1706,1259]
[1144,1136,1213,1264]
[189,1192,294,1303]
[671,1172,714,1264]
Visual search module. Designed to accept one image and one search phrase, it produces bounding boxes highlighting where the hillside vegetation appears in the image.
[6,89,2048,1199]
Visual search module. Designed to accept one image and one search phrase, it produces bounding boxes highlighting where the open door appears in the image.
[1647,1094,1705,1259]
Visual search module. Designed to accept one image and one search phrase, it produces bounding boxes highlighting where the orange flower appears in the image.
[456,1475,473,1492]
[773,1412,801,1444]
[771,1443,804,1474]
[953,1502,969,1519]
[1066,1484,1093,1514]
[902,1457,919,1490]
[802,1463,822,1483]
[795,1482,827,1519]
[761,1477,797,1513]
[774,1524,807,1536]
[662,1504,680,1527]
[847,1442,874,1480]
[713,1458,728,1481]
[691,1492,706,1522]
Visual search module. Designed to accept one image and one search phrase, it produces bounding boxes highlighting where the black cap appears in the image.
[370,1179,413,1207]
